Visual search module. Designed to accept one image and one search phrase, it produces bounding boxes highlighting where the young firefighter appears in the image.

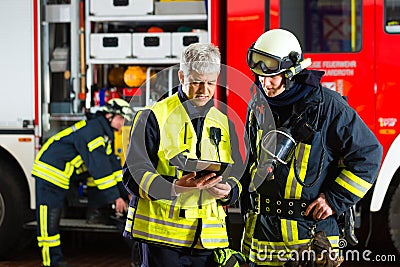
[241,29,383,266]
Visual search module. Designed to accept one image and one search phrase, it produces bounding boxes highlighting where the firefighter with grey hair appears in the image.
[122,43,245,266]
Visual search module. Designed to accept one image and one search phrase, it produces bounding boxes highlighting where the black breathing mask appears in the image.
[254,103,323,188]
[255,104,320,182]
[256,127,296,181]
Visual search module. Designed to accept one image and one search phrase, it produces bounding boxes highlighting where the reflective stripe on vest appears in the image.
[125,205,136,233]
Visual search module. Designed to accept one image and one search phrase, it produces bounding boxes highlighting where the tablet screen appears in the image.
[196,160,222,172]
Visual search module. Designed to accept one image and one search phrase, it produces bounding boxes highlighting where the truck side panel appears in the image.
[370,0,400,212]
[0,0,35,128]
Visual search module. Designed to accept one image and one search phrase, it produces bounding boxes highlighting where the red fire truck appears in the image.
[221,0,400,255]
[0,0,399,259]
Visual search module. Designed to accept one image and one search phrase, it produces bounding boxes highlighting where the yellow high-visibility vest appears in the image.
[132,94,233,249]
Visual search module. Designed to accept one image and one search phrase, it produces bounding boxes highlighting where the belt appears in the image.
[250,193,311,219]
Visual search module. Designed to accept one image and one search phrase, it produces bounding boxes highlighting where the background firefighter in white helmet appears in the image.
[32,98,133,267]
[240,28,383,266]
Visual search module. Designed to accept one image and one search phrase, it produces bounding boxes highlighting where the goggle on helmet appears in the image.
[247,29,303,77]
[247,43,300,77]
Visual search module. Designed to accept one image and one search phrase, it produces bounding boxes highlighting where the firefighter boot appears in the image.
[86,206,112,224]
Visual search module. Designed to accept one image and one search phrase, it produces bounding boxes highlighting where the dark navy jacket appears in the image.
[242,70,383,216]
[32,114,127,205]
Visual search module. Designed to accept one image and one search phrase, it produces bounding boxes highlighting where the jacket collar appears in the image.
[93,113,115,140]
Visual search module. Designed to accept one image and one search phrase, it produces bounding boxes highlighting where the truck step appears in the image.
[24,218,121,233]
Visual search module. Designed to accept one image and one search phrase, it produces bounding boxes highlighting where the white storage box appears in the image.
[90,0,154,16]
[90,33,132,59]
[132,33,171,59]
[171,31,208,58]
[155,1,206,15]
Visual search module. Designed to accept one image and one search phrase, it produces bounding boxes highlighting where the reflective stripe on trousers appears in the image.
[36,178,67,266]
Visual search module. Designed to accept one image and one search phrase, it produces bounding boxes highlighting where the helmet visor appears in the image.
[247,46,290,76]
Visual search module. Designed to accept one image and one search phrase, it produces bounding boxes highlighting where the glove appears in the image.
[213,248,247,267]
[284,231,344,267]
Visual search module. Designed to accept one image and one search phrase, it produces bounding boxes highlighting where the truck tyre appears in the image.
[388,183,400,255]
[0,163,33,259]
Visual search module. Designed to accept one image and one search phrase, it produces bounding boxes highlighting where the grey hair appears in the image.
[179,43,221,77]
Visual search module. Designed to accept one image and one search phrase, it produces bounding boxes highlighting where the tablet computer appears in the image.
[182,159,232,180]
